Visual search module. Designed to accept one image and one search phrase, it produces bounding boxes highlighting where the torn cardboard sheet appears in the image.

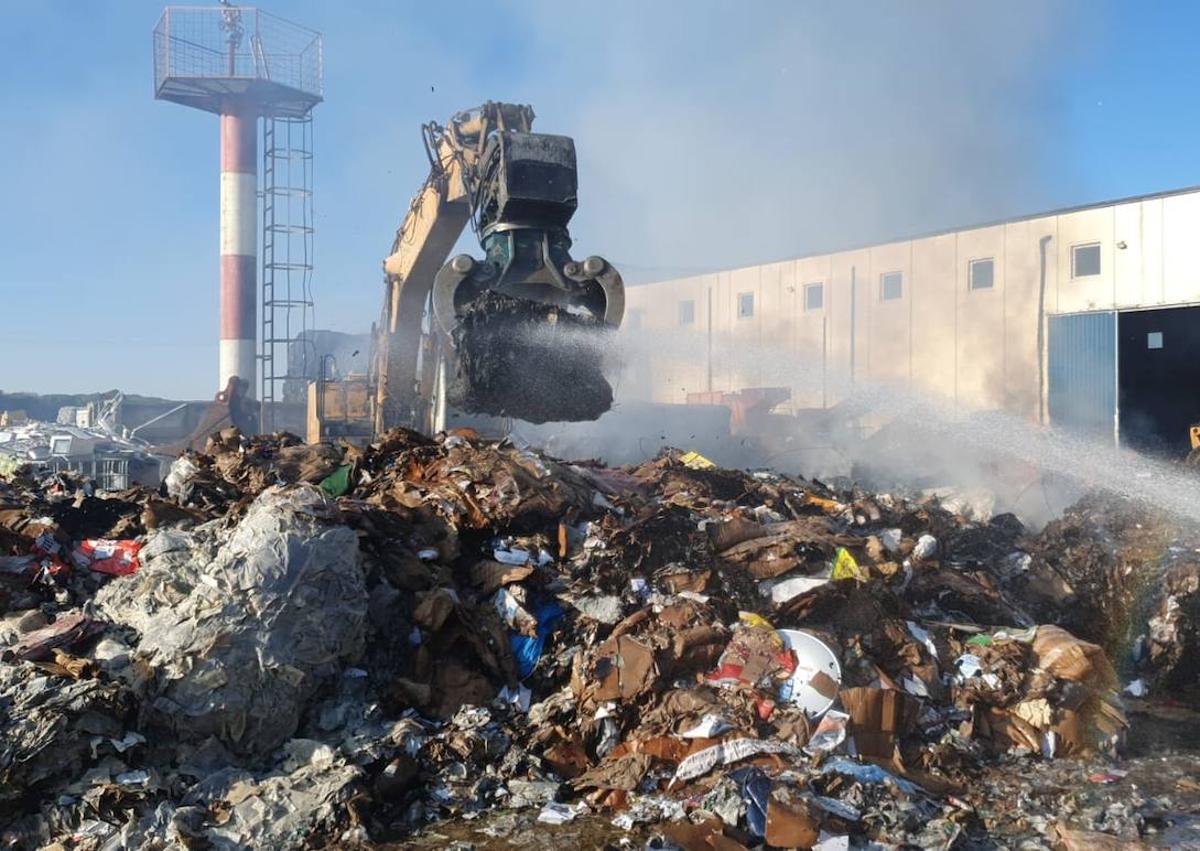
[839,687,921,759]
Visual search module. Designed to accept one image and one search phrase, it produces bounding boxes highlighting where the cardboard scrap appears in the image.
[544,741,590,779]
[707,515,767,551]
[411,587,459,631]
[1009,698,1053,729]
[1031,625,1117,691]
[982,706,1041,753]
[660,568,713,594]
[31,648,97,680]
[571,752,652,791]
[809,671,840,701]
[1051,696,1127,757]
[662,817,751,851]
[747,554,803,581]
[626,736,697,763]
[469,560,534,595]
[975,626,1129,757]
[839,687,921,759]
[666,626,728,678]
[765,796,821,848]
[588,635,657,702]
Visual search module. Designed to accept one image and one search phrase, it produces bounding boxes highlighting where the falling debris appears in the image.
[450,291,615,423]
[0,429,1198,848]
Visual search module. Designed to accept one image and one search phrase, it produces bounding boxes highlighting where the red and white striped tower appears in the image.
[155,6,322,401]
[219,102,258,396]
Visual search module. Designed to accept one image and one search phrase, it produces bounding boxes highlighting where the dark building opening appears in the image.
[1118,306,1200,456]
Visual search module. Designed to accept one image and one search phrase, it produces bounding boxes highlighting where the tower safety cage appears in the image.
[260,114,316,431]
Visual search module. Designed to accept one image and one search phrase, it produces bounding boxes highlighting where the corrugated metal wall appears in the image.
[1047,311,1116,440]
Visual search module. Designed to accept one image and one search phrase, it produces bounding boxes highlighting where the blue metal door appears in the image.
[1047,311,1116,441]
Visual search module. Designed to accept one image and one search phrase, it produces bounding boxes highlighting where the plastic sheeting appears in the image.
[94,485,366,757]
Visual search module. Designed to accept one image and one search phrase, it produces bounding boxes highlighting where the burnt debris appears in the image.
[0,431,1198,848]
[449,291,614,424]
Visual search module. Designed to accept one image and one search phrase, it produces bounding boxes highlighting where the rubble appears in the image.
[0,415,161,490]
[0,427,1198,848]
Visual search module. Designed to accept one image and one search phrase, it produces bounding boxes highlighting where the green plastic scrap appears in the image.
[965,626,1038,648]
[320,464,353,498]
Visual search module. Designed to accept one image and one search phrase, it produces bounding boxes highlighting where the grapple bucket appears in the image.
[431,250,624,424]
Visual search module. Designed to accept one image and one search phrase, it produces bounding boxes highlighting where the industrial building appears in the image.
[623,185,1200,455]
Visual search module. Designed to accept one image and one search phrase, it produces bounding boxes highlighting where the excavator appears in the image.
[307,102,625,443]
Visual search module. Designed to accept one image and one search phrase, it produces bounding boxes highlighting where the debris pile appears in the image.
[0,429,1196,848]
[1016,493,1200,702]
[0,415,161,489]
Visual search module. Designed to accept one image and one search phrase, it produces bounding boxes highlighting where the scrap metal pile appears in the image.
[1,430,1198,849]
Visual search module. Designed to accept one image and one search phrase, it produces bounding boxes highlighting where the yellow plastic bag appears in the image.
[679,451,716,470]
[831,547,865,581]
[738,611,776,631]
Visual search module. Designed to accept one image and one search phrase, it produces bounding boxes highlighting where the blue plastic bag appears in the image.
[510,598,564,679]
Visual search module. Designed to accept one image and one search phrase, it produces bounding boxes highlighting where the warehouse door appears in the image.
[1047,311,1116,442]
[1118,306,1200,456]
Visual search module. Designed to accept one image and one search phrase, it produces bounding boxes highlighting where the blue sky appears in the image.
[2,1,1199,399]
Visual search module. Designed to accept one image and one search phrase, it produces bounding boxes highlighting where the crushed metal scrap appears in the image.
[0,428,1198,849]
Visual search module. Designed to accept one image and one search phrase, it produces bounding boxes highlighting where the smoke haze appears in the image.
[514,1,1095,278]
[0,1,1104,397]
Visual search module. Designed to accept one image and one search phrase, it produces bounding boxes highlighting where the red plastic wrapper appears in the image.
[72,538,142,576]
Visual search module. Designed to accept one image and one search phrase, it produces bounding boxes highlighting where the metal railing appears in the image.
[154,6,322,99]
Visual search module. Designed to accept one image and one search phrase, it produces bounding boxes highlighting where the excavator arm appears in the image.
[372,105,494,434]
[369,102,624,435]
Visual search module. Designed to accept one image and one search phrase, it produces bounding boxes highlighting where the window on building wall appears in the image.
[880,271,903,301]
[1072,243,1101,278]
[737,291,754,318]
[1148,331,1164,350]
[969,258,994,290]
[803,282,824,311]
[678,299,695,326]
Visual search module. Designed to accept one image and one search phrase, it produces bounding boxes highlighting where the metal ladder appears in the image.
[260,112,315,432]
